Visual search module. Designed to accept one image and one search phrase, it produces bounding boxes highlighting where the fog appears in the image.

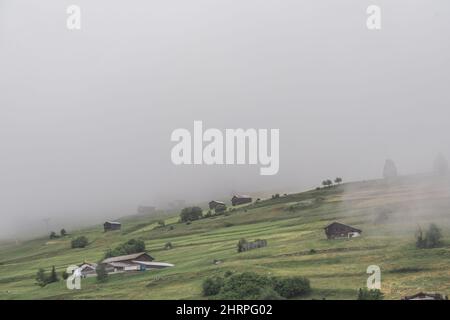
[339,173,450,238]
[1,1,450,239]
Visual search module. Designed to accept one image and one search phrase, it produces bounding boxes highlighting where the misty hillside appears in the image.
[1,175,450,300]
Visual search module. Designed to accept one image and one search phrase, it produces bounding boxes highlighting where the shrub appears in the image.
[224,270,233,277]
[104,238,145,258]
[237,238,248,253]
[219,272,275,300]
[60,229,67,237]
[202,276,224,296]
[257,287,284,300]
[180,206,203,222]
[157,220,165,227]
[357,288,384,300]
[71,236,89,249]
[322,179,333,188]
[36,268,47,287]
[49,231,59,239]
[96,264,108,283]
[35,266,59,287]
[416,224,442,249]
[201,272,311,300]
[48,266,58,283]
[425,224,442,248]
[164,242,173,250]
[273,277,311,298]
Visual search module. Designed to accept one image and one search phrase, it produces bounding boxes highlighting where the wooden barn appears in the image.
[209,200,225,210]
[324,222,362,239]
[231,195,252,206]
[103,221,121,232]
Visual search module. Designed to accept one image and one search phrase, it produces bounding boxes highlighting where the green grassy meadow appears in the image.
[1,176,450,300]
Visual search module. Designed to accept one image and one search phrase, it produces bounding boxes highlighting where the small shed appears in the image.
[231,195,252,206]
[324,222,362,239]
[209,200,225,210]
[104,221,121,232]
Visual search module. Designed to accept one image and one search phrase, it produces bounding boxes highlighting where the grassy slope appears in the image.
[1,176,450,300]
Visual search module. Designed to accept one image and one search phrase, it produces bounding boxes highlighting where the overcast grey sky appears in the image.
[1,1,449,239]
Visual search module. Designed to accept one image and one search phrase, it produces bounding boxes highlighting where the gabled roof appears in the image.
[102,252,153,264]
[79,263,97,271]
[232,195,251,199]
[209,200,225,204]
[104,221,121,225]
[324,222,362,233]
[78,261,97,267]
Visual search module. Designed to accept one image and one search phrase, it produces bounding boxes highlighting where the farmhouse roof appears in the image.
[209,200,225,204]
[104,221,121,225]
[79,261,97,267]
[102,252,153,264]
[324,222,362,233]
[78,261,97,267]
[79,263,97,271]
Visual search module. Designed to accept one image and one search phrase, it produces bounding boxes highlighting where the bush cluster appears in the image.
[180,206,203,222]
[416,224,442,249]
[71,236,89,249]
[35,266,59,287]
[202,272,310,300]
[104,238,145,258]
[357,288,384,300]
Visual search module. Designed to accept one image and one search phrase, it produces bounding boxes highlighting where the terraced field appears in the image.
[1,175,449,299]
